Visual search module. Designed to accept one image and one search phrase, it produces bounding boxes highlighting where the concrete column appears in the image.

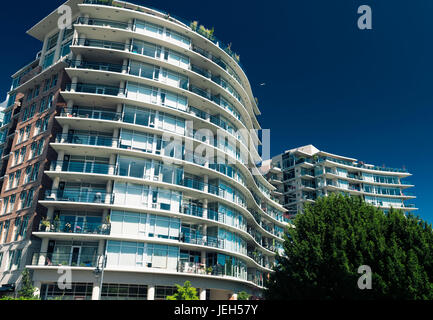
[75,54,82,65]
[38,34,50,68]
[122,59,128,74]
[105,181,113,204]
[199,288,206,300]
[203,199,208,220]
[109,154,116,175]
[61,124,69,143]
[53,29,65,62]
[91,283,101,300]
[66,100,74,114]
[119,81,125,96]
[147,285,155,300]
[47,207,55,221]
[203,175,209,193]
[70,77,78,93]
[38,239,49,265]
[112,128,119,148]
[55,151,65,172]
[50,177,60,199]
[125,39,131,52]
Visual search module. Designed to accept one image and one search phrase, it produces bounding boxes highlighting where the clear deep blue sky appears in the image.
[0,0,431,221]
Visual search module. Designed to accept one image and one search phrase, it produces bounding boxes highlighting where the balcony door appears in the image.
[70,247,81,266]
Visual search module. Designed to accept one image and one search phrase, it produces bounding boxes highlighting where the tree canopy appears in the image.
[265,194,433,300]
[166,281,199,300]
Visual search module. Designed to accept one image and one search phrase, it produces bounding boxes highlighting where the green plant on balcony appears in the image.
[40,219,51,231]
[190,21,198,31]
[206,266,213,275]
[197,25,215,41]
[53,215,60,232]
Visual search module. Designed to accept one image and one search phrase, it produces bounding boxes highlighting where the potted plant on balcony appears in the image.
[40,219,51,232]
[64,222,72,233]
[206,266,213,275]
[100,215,110,234]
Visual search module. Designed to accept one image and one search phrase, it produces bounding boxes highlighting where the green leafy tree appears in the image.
[18,269,38,299]
[167,281,199,300]
[237,291,251,300]
[265,194,433,300]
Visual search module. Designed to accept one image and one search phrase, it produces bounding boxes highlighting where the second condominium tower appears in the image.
[0,0,288,300]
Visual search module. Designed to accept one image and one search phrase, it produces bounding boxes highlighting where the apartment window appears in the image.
[61,40,72,57]
[14,170,21,188]
[13,150,19,166]
[42,116,49,131]
[8,173,14,190]
[8,195,16,213]
[13,217,21,241]
[40,97,47,113]
[47,32,59,51]
[34,85,40,97]
[16,216,29,241]
[25,189,34,208]
[34,120,41,136]
[24,167,32,184]
[1,221,9,243]
[37,141,44,156]
[155,286,177,300]
[22,108,29,122]
[25,125,31,141]
[8,251,15,270]
[44,79,50,92]
[51,74,58,88]
[47,94,54,110]
[18,129,24,144]
[63,27,74,41]
[101,284,148,300]
[43,52,55,69]
[14,249,22,269]
[26,89,33,102]
[2,197,9,215]
[19,192,26,210]
[0,252,3,269]
[20,147,27,163]
[30,142,37,159]
[32,163,40,181]
[29,104,37,119]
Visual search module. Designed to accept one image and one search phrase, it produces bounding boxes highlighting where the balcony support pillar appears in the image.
[119,81,125,97]
[70,77,78,93]
[55,151,65,172]
[125,39,131,52]
[147,285,155,300]
[91,283,101,301]
[122,59,128,74]
[60,124,69,143]
[105,181,113,204]
[109,154,116,175]
[112,128,119,148]
[51,177,60,199]
[199,288,206,300]
[38,239,49,266]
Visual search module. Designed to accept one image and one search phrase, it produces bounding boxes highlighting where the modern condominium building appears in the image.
[0,0,288,300]
[261,145,417,219]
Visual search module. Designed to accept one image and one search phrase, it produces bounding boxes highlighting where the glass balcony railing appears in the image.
[65,83,124,96]
[76,17,132,30]
[55,133,117,147]
[318,156,408,173]
[31,252,98,268]
[67,59,126,73]
[39,219,111,235]
[60,107,122,121]
[73,38,128,51]
[49,160,114,175]
[43,189,113,204]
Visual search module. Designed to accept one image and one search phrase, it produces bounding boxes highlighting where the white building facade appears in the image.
[13,0,288,300]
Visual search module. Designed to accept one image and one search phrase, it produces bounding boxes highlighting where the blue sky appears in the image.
[0,0,431,222]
